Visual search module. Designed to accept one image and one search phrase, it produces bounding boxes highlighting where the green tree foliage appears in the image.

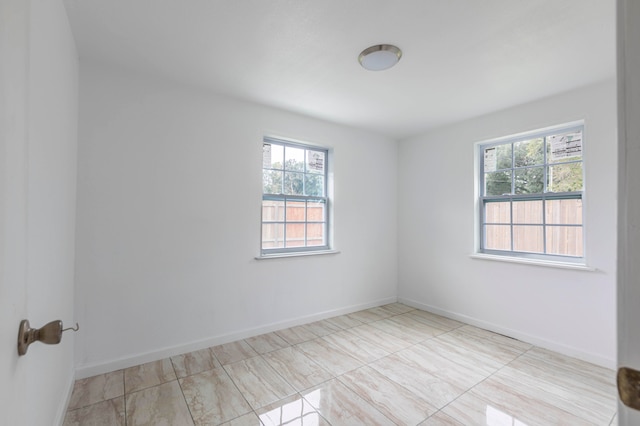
[263,159,324,196]
[484,137,582,196]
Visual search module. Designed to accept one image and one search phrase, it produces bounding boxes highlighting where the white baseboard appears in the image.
[75,296,397,379]
[55,364,76,425]
[398,297,616,370]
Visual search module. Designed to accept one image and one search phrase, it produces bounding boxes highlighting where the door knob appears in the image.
[618,367,640,410]
[17,319,79,356]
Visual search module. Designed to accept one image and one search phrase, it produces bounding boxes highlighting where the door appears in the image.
[617,0,640,424]
[0,0,30,423]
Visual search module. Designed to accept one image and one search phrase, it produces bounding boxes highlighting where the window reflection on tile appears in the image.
[303,379,395,425]
[257,394,329,426]
[486,404,528,426]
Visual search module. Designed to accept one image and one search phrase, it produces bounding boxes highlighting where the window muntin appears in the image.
[262,138,329,254]
[479,125,584,261]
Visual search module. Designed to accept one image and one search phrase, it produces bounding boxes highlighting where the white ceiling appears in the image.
[63,0,615,139]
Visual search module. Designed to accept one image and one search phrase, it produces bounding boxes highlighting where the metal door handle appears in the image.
[618,367,640,410]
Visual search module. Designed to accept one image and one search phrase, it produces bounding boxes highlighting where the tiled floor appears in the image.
[63,304,618,425]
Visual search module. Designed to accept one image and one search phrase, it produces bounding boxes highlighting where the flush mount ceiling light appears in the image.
[358,44,402,71]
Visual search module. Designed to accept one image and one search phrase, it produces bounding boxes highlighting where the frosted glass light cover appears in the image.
[359,44,402,71]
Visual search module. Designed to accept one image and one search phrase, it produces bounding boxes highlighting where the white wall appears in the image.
[398,80,617,367]
[75,61,398,377]
[0,0,78,424]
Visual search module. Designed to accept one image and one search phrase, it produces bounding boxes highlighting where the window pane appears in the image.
[283,172,304,195]
[547,131,583,163]
[514,167,543,194]
[285,223,305,247]
[512,200,542,224]
[307,200,325,221]
[546,199,582,224]
[546,226,583,256]
[306,223,325,247]
[285,146,305,171]
[307,150,325,174]
[286,201,305,222]
[484,225,511,250]
[263,170,283,194]
[305,174,324,197]
[514,138,543,167]
[547,163,583,192]
[262,223,284,249]
[263,143,284,169]
[484,202,510,223]
[496,144,512,170]
[485,171,512,196]
[513,225,543,253]
[262,200,284,221]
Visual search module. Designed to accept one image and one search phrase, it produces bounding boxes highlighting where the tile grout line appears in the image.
[405,327,529,424]
[220,354,270,422]
[170,355,197,426]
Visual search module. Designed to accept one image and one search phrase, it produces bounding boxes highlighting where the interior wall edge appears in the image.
[398,297,615,370]
[54,364,76,426]
[74,296,397,379]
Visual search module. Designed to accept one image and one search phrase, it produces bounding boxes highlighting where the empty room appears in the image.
[3,0,639,425]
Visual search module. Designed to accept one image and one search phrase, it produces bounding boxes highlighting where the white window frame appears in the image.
[261,137,330,256]
[475,121,586,264]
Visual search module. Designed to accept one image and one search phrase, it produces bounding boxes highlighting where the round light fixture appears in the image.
[358,44,402,71]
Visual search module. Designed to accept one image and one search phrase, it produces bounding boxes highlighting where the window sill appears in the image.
[469,253,596,271]
[256,249,341,260]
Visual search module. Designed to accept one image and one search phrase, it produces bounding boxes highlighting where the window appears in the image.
[261,137,329,254]
[478,123,584,262]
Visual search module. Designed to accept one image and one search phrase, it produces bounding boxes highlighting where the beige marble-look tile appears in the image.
[346,308,389,323]
[454,324,533,352]
[296,337,362,376]
[406,309,464,331]
[443,328,530,366]
[509,349,616,409]
[324,314,363,330]
[212,340,259,365]
[442,382,594,426]
[126,381,194,426]
[303,379,395,425]
[378,302,414,315]
[394,344,488,390]
[419,411,465,425]
[490,365,615,424]
[387,314,448,338]
[245,332,290,354]
[263,346,333,391]
[67,370,124,410]
[304,319,341,337]
[124,358,176,394]
[275,324,318,345]
[420,334,513,376]
[348,323,413,353]
[370,354,465,409]
[224,356,295,409]
[321,330,389,364]
[180,367,252,425]
[369,317,439,344]
[364,306,397,319]
[63,397,125,426]
[220,412,263,426]
[524,346,616,389]
[339,365,437,425]
[257,393,330,426]
[171,347,220,378]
